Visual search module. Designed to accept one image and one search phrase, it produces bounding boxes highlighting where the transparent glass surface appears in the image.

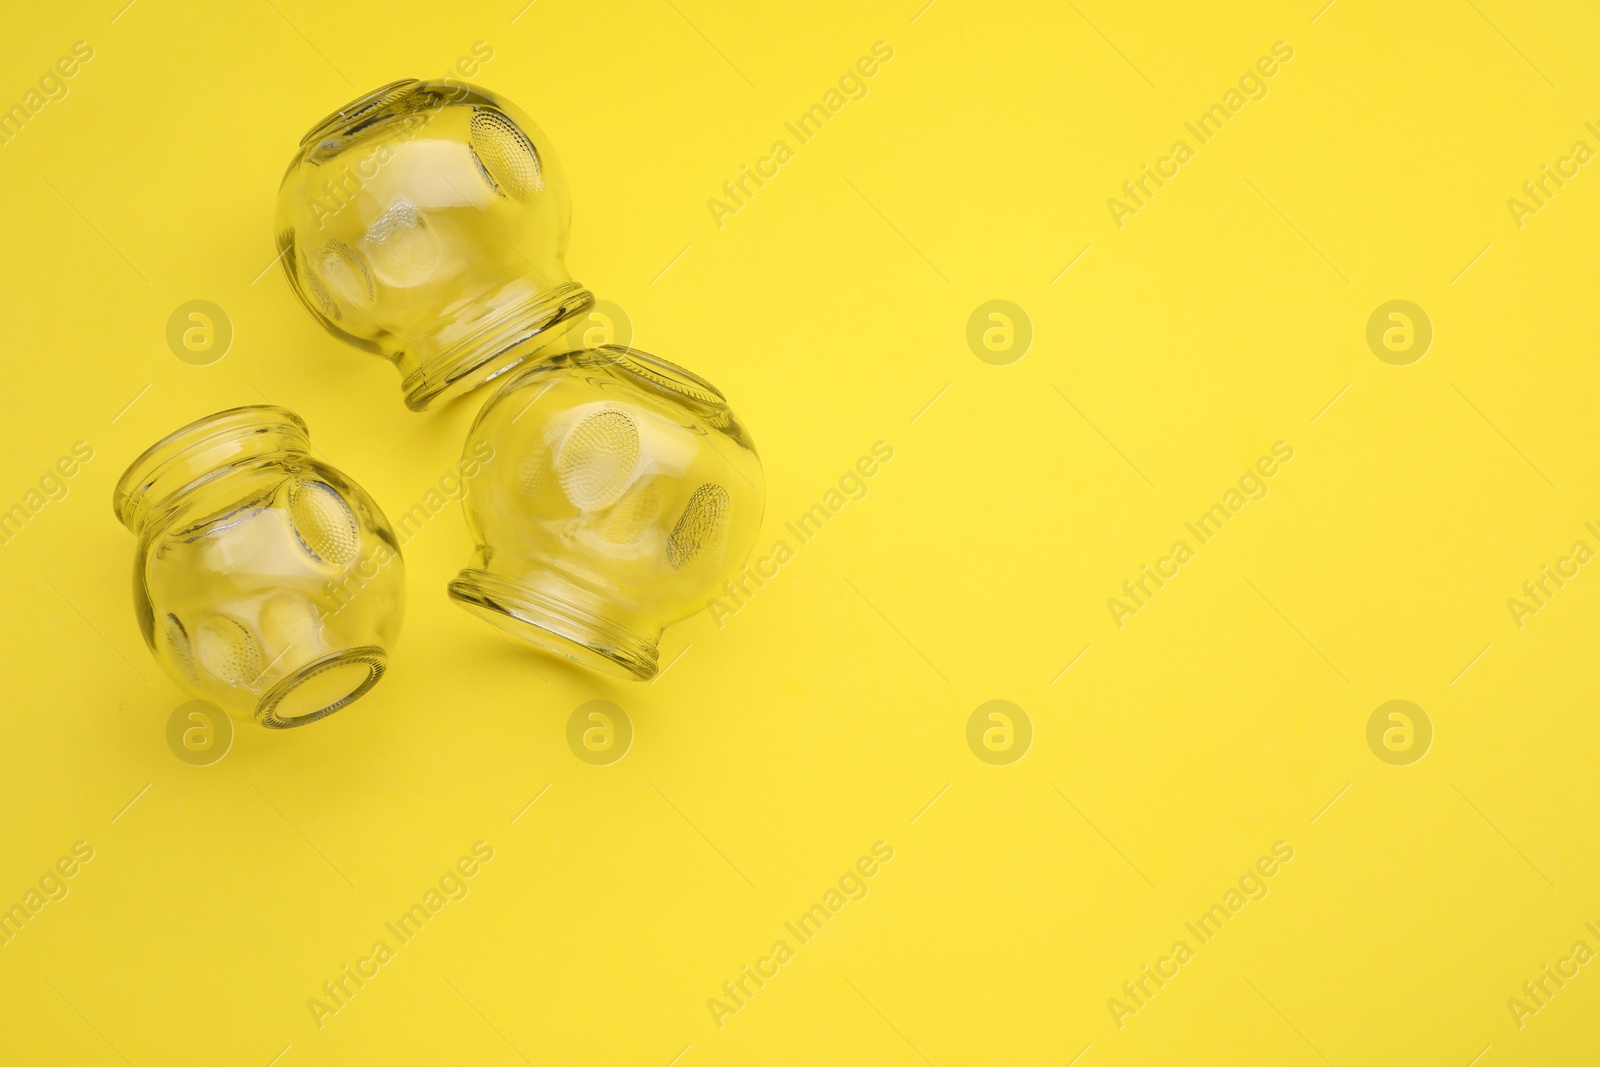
[450,348,765,680]
[114,407,406,727]
[275,79,593,411]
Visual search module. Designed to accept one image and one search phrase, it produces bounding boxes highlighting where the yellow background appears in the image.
[2,0,1597,1063]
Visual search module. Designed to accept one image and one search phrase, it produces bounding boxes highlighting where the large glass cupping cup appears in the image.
[450,348,765,681]
[114,407,406,727]
[275,79,594,411]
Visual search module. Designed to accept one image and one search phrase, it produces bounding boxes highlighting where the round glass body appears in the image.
[275,78,593,411]
[114,407,406,727]
[450,348,764,680]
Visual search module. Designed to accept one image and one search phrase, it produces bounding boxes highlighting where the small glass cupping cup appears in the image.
[114,407,405,727]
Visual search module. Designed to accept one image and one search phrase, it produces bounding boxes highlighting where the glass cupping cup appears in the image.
[449,348,764,681]
[275,79,593,411]
[114,407,405,727]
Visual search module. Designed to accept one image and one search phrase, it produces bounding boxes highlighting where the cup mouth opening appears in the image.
[256,646,387,728]
[113,406,309,530]
[300,78,424,148]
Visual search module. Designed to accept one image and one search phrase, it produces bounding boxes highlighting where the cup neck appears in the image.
[398,282,593,411]
[114,406,310,533]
